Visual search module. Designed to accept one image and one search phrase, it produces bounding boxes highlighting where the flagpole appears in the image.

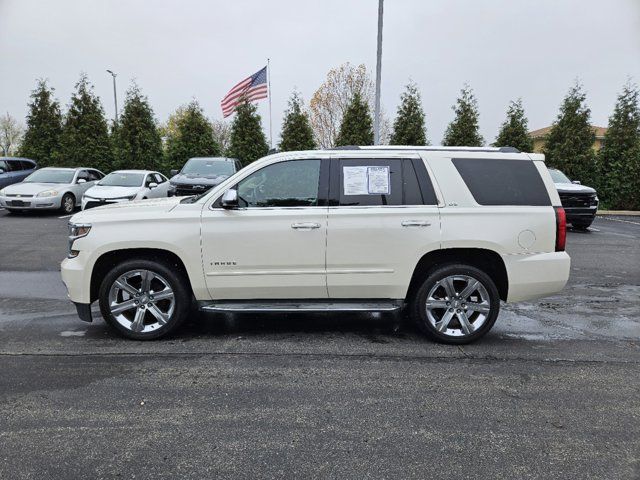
[267,58,273,149]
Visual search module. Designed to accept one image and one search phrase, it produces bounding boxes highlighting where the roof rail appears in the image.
[328,145,521,153]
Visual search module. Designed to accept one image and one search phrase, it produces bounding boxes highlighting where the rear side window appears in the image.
[20,161,35,170]
[452,158,551,206]
[334,158,438,206]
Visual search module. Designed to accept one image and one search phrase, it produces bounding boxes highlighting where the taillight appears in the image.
[554,206,566,251]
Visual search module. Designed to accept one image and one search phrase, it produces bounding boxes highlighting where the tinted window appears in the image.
[453,158,550,206]
[87,170,102,181]
[20,161,35,170]
[405,159,438,205]
[8,160,23,171]
[237,160,321,207]
[337,159,402,206]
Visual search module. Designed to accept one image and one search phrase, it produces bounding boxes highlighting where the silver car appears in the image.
[0,167,105,214]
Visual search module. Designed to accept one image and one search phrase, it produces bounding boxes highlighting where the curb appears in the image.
[597,210,640,216]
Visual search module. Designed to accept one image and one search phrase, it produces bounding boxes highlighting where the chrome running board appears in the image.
[199,300,403,313]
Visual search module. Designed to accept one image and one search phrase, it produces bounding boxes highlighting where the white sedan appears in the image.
[81,170,170,210]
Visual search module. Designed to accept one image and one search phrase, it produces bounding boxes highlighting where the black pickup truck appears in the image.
[549,168,599,230]
[169,157,241,197]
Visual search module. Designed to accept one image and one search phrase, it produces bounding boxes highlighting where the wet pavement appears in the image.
[0,210,639,479]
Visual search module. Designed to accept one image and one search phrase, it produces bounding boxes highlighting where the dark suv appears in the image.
[549,168,598,230]
[169,157,240,197]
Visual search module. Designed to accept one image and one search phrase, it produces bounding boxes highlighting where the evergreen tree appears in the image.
[544,83,596,185]
[279,91,316,151]
[335,92,374,146]
[494,98,534,152]
[113,83,163,171]
[598,82,640,209]
[442,84,483,146]
[19,79,63,166]
[59,74,112,172]
[227,99,269,165]
[390,82,427,145]
[165,100,220,171]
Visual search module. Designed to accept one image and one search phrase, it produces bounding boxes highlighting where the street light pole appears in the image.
[373,0,384,145]
[106,70,118,125]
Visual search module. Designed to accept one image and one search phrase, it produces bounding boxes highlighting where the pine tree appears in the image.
[59,74,112,172]
[598,82,640,209]
[113,83,163,171]
[390,82,427,145]
[335,92,374,146]
[165,101,220,171]
[494,99,534,152]
[227,99,269,165]
[544,83,596,185]
[279,91,316,151]
[19,79,63,166]
[442,84,483,146]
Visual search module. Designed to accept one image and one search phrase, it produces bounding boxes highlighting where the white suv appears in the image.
[61,146,570,344]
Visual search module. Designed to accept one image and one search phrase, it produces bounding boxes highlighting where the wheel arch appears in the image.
[406,248,508,302]
[90,248,192,303]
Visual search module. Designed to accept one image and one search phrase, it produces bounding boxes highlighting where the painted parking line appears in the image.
[58,214,73,219]
[602,217,640,226]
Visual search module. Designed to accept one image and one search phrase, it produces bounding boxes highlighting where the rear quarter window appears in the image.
[452,158,551,206]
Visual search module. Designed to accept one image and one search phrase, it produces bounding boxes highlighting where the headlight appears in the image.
[37,189,59,198]
[68,223,92,258]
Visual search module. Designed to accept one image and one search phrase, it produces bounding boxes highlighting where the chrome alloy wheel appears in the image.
[63,195,74,213]
[425,274,491,337]
[108,269,175,333]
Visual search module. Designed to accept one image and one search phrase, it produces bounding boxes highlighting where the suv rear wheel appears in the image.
[98,259,191,340]
[411,264,500,344]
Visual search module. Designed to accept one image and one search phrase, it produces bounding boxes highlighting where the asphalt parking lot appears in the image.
[0,208,639,479]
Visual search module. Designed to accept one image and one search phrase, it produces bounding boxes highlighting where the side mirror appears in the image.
[77,178,87,184]
[148,182,158,189]
[0,168,5,174]
[572,180,581,185]
[221,189,239,209]
[170,169,179,177]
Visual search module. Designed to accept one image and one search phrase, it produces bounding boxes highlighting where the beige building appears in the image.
[528,126,607,153]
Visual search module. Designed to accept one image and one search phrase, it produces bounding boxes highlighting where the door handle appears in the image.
[291,222,321,230]
[401,220,431,227]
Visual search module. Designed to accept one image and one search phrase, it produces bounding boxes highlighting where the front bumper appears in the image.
[0,195,62,210]
[81,197,133,210]
[564,206,598,222]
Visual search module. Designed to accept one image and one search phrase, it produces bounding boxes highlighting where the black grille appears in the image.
[175,185,212,196]
[559,192,597,208]
[84,200,107,210]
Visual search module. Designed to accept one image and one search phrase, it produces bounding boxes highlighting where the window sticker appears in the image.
[367,166,390,194]
[343,165,390,195]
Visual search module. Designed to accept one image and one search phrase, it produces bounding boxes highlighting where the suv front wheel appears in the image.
[98,259,191,340]
[411,264,500,344]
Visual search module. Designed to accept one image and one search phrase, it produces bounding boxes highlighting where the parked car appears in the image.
[0,157,37,189]
[169,157,240,197]
[548,168,599,230]
[62,146,570,343]
[81,170,170,210]
[0,167,104,214]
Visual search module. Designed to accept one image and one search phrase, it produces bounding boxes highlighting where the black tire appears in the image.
[410,264,500,344]
[60,193,75,214]
[99,258,191,340]
[571,219,593,230]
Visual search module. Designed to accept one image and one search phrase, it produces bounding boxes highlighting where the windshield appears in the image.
[181,159,235,177]
[99,172,144,187]
[549,169,572,183]
[24,169,75,184]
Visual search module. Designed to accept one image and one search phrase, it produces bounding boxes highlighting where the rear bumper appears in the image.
[503,251,571,302]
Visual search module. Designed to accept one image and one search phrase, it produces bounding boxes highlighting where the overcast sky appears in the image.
[1,0,639,146]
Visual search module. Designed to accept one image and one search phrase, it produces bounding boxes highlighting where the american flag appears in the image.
[221,66,268,118]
